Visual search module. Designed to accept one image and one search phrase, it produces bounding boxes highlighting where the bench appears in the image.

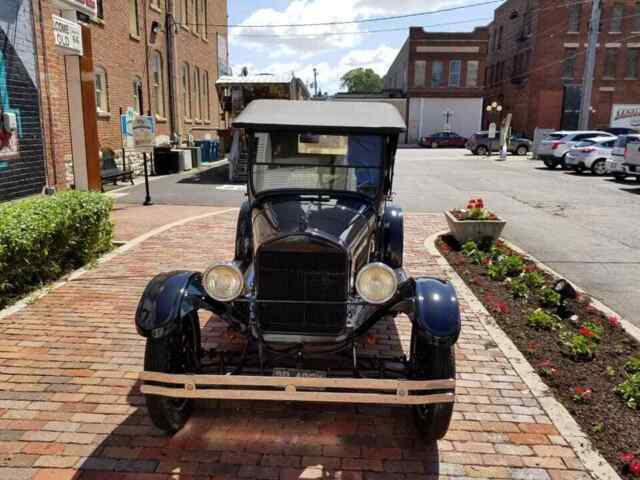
[101,153,134,192]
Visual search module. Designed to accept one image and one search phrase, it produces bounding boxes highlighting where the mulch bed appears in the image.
[437,234,640,478]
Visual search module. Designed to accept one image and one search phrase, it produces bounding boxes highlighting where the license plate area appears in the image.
[273,368,327,378]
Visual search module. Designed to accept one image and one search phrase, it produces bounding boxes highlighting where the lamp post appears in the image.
[485,101,503,156]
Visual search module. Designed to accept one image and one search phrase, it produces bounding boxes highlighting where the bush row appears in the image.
[0,191,113,308]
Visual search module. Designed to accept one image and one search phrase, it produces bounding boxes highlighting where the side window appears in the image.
[604,141,615,148]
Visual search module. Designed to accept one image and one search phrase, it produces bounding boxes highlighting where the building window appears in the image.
[414,60,426,87]
[568,4,581,32]
[449,60,462,87]
[190,0,196,28]
[194,0,200,35]
[634,2,640,31]
[610,3,624,32]
[604,48,618,77]
[151,52,165,116]
[95,67,109,113]
[202,0,208,39]
[466,60,479,87]
[129,0,140,37]
[562,48,577,77]
[203,70,210,121]
[181,63,191,119]
[97,0,104,19]
[626,48,639,78]
[431,61,443,87]
[497,26,503,50]
[181,0,189,27]
[193,67,201,119]
[132,76,143,113]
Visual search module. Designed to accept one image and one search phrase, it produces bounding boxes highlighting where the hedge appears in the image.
[0,191,113,308]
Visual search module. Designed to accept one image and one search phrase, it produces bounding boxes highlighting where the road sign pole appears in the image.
[143,151,152,206]
[579,0,602,130]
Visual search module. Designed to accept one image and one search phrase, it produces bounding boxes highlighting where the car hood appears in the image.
[252,195,375,251]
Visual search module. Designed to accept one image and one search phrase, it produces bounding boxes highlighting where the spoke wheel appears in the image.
[476,146,488,156]
[516,145,528,156]
[410,327,455,442]
[144,311,201,434]
[591,159,607,176]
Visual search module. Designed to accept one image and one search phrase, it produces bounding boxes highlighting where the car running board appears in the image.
[139,372,455,405]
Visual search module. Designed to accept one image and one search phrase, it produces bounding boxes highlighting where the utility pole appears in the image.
[579,0,602,130]
[313,68,318,97]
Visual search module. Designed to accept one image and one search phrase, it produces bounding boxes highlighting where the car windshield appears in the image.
[547,133,565,140]
[251,132,384,198]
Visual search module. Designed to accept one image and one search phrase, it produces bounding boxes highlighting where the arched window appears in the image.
[181,62,191,119]
[132,76,143,113]
[203,70,210,122]
[151,52,165,117]
[95,67,109,113]
[193,66,201,120]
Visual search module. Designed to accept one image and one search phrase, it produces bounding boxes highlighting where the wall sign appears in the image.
[132,116,156,150]
[52,16,83,56]
[52,0,97,18]
[610,104,640,128]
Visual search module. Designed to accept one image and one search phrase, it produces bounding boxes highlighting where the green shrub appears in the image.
[624,356,640,375]
[560,331,598,361]
[502,255,525,277]
[527,308,560,330]
[523,271,545,290]
[487,262,508,281]
[0,191,112,307]
[539,286,561,307]
[462,240,478,255]
[508,277,530,299]
[580,321,604,342]
[615,372,640,410]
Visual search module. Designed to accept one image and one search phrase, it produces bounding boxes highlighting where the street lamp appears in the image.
[485,102,503,156]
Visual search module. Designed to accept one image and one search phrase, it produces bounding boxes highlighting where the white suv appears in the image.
[622,137,640,181]
[564,137,616,175]
[538,131,615,169]
[607,134,640,181]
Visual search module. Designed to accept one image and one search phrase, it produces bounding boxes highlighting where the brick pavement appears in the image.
[0,210,594,480]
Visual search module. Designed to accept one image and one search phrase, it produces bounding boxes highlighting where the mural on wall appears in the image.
[0,49,21,159]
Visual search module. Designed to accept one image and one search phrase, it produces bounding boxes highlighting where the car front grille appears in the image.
[257,247,347,336]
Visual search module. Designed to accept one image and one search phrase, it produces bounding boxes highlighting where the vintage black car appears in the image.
[136,100,461,441]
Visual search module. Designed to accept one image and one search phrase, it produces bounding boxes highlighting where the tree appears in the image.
[340,68,384,93]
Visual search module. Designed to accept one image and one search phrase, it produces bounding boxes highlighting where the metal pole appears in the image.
[313,68,318,97]
[143,151,152,206]
[579,0,602,130]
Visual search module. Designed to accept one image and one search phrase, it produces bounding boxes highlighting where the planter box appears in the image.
[444,210,506,245]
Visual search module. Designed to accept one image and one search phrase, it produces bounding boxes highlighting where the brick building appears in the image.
[384,26,489,142]
[0,1,47,202]
[34,0,227,193]
[486,0,640,137]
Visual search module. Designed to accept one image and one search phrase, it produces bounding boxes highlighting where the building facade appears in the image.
[384,26,489,142]
[34,0,227,193]
[0,0,47,202]
[486,0,640,137]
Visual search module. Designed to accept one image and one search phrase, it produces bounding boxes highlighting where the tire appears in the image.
[411,330,455,442]
[516,145,528,156]
[574,164,584,174]
[560,154,568,169]
[431,142,438,149]
[543,158,558,169]
[475,145,488,156]
[144,312,201,434]
[591,159,607,176]
[613,173,626,182]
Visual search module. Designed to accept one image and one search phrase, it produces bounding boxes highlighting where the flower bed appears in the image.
[437,235,640,478]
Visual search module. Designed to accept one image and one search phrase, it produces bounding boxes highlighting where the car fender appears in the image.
[381,204,403,268]
[235,200,253,262]
[135,271,223,338]
[412,277,461,346]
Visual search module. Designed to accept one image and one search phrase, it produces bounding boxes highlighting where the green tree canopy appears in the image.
[340,68,384,93]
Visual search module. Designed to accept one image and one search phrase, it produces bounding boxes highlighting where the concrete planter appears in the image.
[444,210,506,245]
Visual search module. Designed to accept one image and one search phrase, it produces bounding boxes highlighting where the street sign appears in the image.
[53,0,97,18]
[52,15,83,56]
[132,116,156,150]
[488,123,497,139]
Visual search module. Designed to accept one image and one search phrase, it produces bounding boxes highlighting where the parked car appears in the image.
[135,100,460,441]
[607,134,640,181]
[564,136,616,175]
[466,131,532,155]
[419,131,467,148]
[604,127,639,136]
[622,136,640,181]
[537,130,615,169]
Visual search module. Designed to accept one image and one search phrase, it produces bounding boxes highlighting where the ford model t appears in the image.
[136,100,460,441]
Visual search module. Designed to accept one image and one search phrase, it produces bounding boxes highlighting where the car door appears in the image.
[441,132,452,146]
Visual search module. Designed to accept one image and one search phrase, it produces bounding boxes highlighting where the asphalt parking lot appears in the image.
[113,148,640,327]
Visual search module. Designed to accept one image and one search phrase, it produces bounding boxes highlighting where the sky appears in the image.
[228,0,500,95]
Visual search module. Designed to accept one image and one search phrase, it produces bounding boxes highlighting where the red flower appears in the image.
[607,315,621,328]
[525,264,537,273]
[466,203,475,209]
[575,386,591,395]
[481,257,492,266]
[476,198,485,207]
[629,460,640,476]
[493,302,510,314]
[618,452,637,464]
[579,326,595,338]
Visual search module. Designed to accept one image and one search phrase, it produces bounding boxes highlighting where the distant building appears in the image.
[384,26,489,143]
[486,0,640,137]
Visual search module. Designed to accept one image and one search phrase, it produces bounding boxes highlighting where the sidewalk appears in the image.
[0,209,600,480]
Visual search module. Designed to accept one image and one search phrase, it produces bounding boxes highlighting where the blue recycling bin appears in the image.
[195,141,210,164]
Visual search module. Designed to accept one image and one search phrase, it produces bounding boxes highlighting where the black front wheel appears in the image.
[591,159,607,176]
[411,330,455,442]
[543,158,558,169]
[516,145,528,156]
[144,312,201,434]
[475,146,488,156]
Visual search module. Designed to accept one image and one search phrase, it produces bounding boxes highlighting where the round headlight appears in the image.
[356,263,398,304]
[203,264,244,302]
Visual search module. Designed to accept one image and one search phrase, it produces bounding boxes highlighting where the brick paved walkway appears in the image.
[0,211,594,480]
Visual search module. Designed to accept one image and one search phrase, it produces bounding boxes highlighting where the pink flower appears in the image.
[607,315,621,328]
[618,452,637,464]
[630,460,640,476]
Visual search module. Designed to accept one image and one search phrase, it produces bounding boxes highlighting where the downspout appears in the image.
[165,0,178,140]
[143,0,151,113]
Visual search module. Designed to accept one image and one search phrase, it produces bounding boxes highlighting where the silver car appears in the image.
[607,134,640,181]
[538,130,615,169]
[564,136,616,175]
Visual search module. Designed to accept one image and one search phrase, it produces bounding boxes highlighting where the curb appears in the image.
[0,208,237,322]
[424,230,622,480]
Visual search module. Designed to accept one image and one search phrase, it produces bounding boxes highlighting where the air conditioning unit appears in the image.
[174,149,192,171]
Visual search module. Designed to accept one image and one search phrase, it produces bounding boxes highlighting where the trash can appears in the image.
[196,141,210,164]
[153,148,180,175]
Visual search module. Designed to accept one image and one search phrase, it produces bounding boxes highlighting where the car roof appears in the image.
[233,100,407,134]
[580,136,616,143]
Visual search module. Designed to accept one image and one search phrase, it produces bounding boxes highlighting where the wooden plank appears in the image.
[139,372,455,391]
[141,384,454,405]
